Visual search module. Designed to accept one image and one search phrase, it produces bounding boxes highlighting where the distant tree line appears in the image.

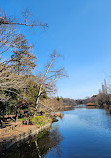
[75,79,111,113]
[62,98,76,106]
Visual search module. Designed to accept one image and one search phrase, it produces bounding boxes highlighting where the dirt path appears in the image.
[0,125,36,142]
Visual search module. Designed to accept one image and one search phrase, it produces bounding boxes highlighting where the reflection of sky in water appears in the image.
[45,108,111,158]
[61,109,111,131]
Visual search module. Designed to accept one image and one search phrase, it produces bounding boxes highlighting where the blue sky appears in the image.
[1,0,111,99]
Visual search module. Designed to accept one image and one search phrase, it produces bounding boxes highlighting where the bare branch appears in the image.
[34,50,67,110]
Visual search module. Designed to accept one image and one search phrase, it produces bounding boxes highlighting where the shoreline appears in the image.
[0,110,71,156]
[0,123,51,156]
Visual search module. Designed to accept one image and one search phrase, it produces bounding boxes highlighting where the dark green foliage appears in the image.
[56,96,62,101]
[24,76,48,103]
[0,101,6,117]
[16,100,35,118]
[11,34,36,75]
[0,89,19,116]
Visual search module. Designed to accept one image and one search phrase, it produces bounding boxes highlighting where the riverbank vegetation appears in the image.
[75,79,111,112]
[0,8,69,130]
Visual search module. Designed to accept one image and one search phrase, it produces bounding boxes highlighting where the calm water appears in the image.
[4,107,111,158]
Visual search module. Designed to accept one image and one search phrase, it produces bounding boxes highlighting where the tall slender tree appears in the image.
[11,33,36,75]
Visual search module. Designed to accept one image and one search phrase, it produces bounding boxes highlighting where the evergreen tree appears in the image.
[11,33,36,75]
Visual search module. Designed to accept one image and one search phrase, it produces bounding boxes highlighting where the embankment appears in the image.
[0,123,51,156]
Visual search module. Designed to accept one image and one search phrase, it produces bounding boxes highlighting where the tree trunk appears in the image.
[15,109,18,122]
[34,96,39,118]
[35,141,41,158]
[34,86,42,115]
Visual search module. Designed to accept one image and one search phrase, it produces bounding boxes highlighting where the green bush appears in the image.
[30,115,52,127]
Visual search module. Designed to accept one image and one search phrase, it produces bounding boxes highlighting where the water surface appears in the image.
[45,108,111,158]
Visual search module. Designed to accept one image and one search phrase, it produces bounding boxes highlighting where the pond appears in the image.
[4,107,111,158]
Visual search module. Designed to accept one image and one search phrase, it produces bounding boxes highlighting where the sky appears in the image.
[1,0,111,99]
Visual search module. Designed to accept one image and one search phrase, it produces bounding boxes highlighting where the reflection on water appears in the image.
[39,125,63,158]
[4,108,111,158]
[4,126,63,158]
[75,104,86,108]
[45,108,111,158]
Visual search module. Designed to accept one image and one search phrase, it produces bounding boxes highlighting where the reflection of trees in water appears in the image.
[38,125,63,158]
[4,125,63,158]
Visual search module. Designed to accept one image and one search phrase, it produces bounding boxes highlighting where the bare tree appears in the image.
[35,50,66,111]
[0,62,27,102]
[0,9,47,58]
[0,9,48,28]
[0,19,16,56]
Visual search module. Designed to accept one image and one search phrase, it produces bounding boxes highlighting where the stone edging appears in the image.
[0,123,51,154]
